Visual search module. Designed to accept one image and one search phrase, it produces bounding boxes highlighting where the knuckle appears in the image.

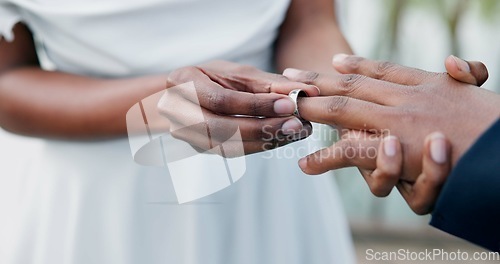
[306,147,335,171]
[338,139,357,162]
[344,56,363,70]
[374,170,398,183]
[371,174,397,197]
[369,172,394,197]
[306,153,323,171]
[434,72,451,83]
[370,183,391,197]
[167,66,199,86]
[375,61,396,79]
[410,199,430,215]
[165,75,176,88]
[436,72,448,79]
[166,72,180,88]
[326,96,349,116]
[265,75,289,93]
[207,91,227,113]
[303,71,320,84]
[262,82,273,93]
[251,99,259,116]
[338,74,364,94]
[249,94,263,116]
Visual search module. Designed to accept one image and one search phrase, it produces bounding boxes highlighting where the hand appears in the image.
[375,132,452,214]
[284,55,499,214]
[158,60,320,157]
[350,56,488,214]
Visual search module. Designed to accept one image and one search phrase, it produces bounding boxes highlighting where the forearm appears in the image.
[0,67,166,139]
[276,15,352,74]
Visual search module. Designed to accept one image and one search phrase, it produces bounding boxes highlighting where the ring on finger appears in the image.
[288,89,308,119]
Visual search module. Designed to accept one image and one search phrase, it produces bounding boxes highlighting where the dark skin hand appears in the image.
[0,0,350,145]
[156,0,352,156]
[158,61,319,157]
[362,55,491,214]
[284,55,499,214]
[1,2,489,215]
[0,25,311,146]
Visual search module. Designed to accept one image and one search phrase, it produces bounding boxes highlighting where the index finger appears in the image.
[332,54,434,86]
[166,67,299,117]
[283,68,410,106]
[298,96,393,131]
[200,60,321,96]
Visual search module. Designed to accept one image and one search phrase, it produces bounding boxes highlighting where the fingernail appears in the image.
[281,117,303,135]
[312,85,321,96]
[298,157,307,171]
[383,136,398,157]
[274,97,295,115]
[451,55,470,73]
[333,53,349,64]
[287,121,312,141]
[283,68,303,79]
[430,133,447,164]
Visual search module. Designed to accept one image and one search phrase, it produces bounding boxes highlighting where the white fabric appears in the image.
[0,0,356,263]
[0,2,21,41]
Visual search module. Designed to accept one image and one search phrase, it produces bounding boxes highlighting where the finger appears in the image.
[166,67,298,117]
[408,132,451,215]
[283,68,409,105]
[200,60,321,96]
[367,136,403,197]
[164,97,310,142]
[444,55,489,86]
[331,54,433,86]
[241,122,313,156]
[298,131,379,175]
[170,119,311,157]
[297,96,393,131]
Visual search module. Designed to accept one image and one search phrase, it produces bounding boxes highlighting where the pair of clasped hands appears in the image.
[159,54,499,215]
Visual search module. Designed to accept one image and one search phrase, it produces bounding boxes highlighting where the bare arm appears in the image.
[275,0,352,74]
[1,1,349,140]
[0,24,166,140]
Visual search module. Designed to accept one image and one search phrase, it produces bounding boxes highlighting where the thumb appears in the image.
[445,55,489,86]
[401,132,451,215]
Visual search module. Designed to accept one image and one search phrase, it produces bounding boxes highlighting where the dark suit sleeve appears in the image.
[430,119,500,252]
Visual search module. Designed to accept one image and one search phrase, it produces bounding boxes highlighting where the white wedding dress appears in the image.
[0,0,356,263]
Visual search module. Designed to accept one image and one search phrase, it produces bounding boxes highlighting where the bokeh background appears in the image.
[0,0,499,263]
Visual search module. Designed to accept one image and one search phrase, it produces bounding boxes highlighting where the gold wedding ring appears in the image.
[288,89,308,119]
